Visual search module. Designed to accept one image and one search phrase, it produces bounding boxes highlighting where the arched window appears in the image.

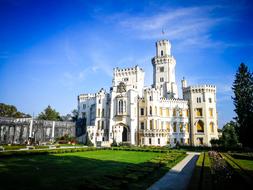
[197,120,204,133]
[180,123,183,132]
[173,123,177,132]
[185,123,189,132]
[161,50,164,56]
[210,122,214,133]
[149,96,152,101]
[150,106,152,115]
[166,122,170,131]
[173,109,176,116]
[123,101,126,113]
[102,109,104,117]
[118,100,124,114]
[150,120,153,130]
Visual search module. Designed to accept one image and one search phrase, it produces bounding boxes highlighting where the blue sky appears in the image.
[0,0,252,127]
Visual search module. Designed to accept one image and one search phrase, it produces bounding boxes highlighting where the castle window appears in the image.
[196,108,202,117]
[185,123,189,132]
[102,109,105,117]
[160,67,164,72]
[161,121,164,130]
[180,138,184,144]
[158,138,160,144]
[101,121,104,129]
[173,109,176,116]
[180,123,183,132]
[209,98,212,103]
[149,138,152,144]
[97,120,100,129]
[161,50,164,56]
[166,122,170,131]
[196,120,204,133]
[149,96,152,101]
[166,108,170,116]
[141,122,145,130]
[179,110,183,117]
[123,77,129,82]
[99,99,101,104]
[174,138,177,144]
[118,100,124,114]
[209,108,213,117]
[160,108,163,116]
[210,122,214,133]
[150,120,153,130]
[149,106,152,115]
[186,109,189,117]
[97,108,100,117]
[140,108,144,116]
[160,77,164,82]
[197,97,201,103]
[123,101,126,112]
[83,104,86,109]
[173,123,177,132]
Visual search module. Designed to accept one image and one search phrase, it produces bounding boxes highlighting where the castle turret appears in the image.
[152,39,178,98]
[183,85,219,146]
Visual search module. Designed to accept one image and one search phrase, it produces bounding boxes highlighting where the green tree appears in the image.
[232,63,253,147]
[71,109,78,122]
[37,105,61,121]
[221,121,239,148]
[0,103,31,118]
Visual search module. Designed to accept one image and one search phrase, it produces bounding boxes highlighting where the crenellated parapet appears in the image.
[113,65,144,77]
[183,85,216,94]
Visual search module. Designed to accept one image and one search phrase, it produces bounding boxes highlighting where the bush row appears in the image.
[0,147,99,158]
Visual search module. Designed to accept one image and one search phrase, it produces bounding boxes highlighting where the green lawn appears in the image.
[0,149,185,190]
[234,158,253,171]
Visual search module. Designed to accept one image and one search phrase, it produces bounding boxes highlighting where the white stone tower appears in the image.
[182,84,219,146]
[152,40,178,98]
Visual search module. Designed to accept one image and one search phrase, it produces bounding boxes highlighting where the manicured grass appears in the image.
[234,159,253,171]
[56,150,160,163]
[0,149,185,190]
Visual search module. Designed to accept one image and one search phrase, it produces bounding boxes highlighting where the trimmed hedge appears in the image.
[0,147,99,158]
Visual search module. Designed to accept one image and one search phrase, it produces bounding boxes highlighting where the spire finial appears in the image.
[162,29,165,35]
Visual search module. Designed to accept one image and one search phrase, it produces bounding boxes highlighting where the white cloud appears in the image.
[103,5,251,49]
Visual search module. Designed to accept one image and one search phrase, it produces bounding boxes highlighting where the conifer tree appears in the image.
[232,63,253,147]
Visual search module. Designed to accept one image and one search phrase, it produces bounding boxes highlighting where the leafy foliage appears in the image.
[37,105,61,121]
[220,121,239,148]
[0,103,31,118]
[232,63,253,148]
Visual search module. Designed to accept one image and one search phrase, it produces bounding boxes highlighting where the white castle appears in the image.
[77,39,218,147]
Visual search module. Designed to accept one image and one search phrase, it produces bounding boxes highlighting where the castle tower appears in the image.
[152,40,178,98]
[183,85,219,146]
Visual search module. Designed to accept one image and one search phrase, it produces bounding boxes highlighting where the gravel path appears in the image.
[148,152,200,190]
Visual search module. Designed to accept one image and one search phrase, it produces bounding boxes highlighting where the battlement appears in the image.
[152,55,175,65]
[78,93,96,101]
[159,98,188,104]
[183,85,216,94]
[113,65,144,76]
[156,39,171,46]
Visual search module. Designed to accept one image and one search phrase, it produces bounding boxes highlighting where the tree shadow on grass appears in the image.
[0,153,169,190]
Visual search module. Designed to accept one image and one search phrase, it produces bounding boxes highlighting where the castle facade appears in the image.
[77,39,218,147]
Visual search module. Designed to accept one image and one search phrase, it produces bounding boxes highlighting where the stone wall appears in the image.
[0,117,75,144]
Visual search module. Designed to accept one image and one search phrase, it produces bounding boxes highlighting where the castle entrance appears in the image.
[122,126,128,142]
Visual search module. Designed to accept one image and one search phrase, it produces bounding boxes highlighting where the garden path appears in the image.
[148,152,200,190]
